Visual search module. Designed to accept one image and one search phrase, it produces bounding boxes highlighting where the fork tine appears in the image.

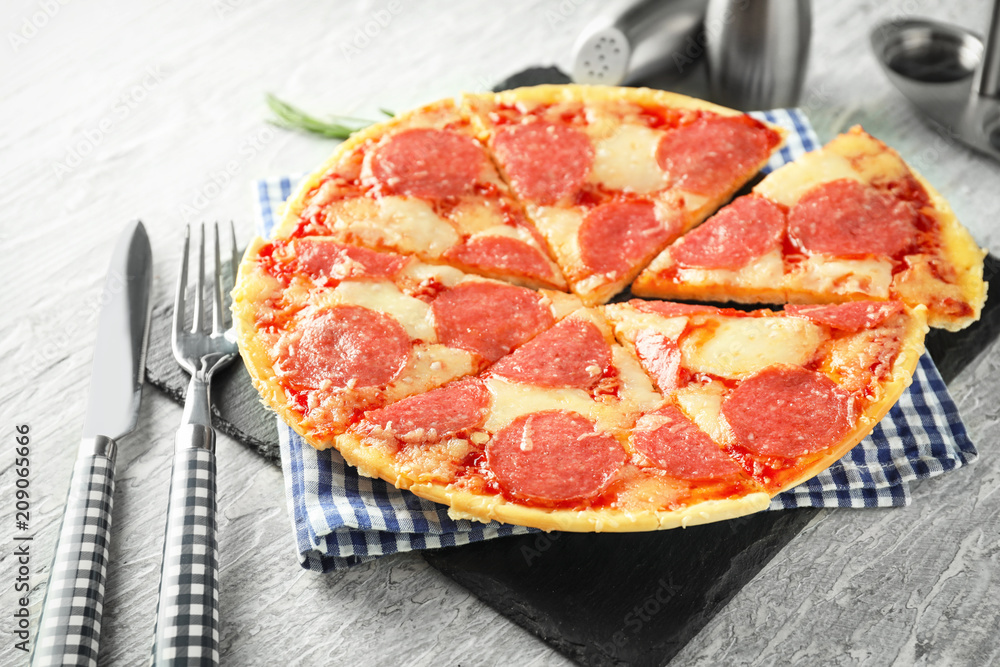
[192,223,206,333]
[212,222,224,335]
[227,221,239,327]
[172,226,190,344]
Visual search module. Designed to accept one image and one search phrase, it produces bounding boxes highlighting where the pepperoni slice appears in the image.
[492,123,594,204]
[630,300,721,318]
[578,201,671,276]
[296,239,407,279]
[788,179,919,257]
[655,115,780,196]
[363,379,489,442]
[490,317,611,390]
[632,405,741,480]
[444,235,556,282]
[486,410,625,503]
[370,128,484,198]
[784,301,904,331]
[281,306,410,389]
[722,365,853,459]
[633,331,682,392]
[672,195,786,269]
[431,281,554,362]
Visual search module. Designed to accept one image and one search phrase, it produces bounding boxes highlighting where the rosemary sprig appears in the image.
[265,93,380,139]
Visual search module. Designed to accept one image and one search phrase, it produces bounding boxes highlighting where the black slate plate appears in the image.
[145,65,1000,666]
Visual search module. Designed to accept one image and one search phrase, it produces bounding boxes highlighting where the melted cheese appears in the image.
[463,224,534,243]
[608,309,687,344]
[540,290,585,320]
[791,256,893,298]
[754,150,863,208]
[611,346,663,415]
[329,281,436,341]
[674,380,733,445]
[681,317,823,379]
[674,249,785,288]
[386,344,476,399]
[483,377,600,432]
[375,196,460,256]
[528,205,582,264]
[397,261,467,289]
[590,124,669,194]
[826,130,910,184]
[448,198,506,235]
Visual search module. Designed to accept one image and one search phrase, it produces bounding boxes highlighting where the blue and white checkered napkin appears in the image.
[254,109,977,572]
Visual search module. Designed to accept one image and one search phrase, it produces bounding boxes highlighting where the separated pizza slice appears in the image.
[603,298,928,494]
[633,126,988,331]
[463,84,784,305]
[232,236,580,446]
[334,306,771,532]
[272,97,566,290]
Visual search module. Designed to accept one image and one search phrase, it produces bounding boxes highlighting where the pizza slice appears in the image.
[633,126,988,331]
[272,97,566,290]
[603,298,928,494]
[463,84,784,305]
[232,236,580,444]
[333,307,771,532]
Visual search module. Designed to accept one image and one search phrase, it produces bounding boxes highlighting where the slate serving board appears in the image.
[143,65,1000,665]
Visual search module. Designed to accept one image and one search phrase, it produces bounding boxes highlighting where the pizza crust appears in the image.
[332,429,772,532]
[768,304,928,493]
[232,237,329,446]
[909,171,987,331]
[272,98,461,241]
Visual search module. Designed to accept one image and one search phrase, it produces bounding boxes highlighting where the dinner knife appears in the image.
[32,220,153,667]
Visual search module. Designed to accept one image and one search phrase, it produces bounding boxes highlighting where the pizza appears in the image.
[464,85,785,304]
[273,98,566,290]
[233,84,985,533]
[633,126,988,331]
[231,235,580,441]
[332,299,927,530]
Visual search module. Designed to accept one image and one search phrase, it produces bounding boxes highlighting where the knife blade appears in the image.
[32,220,153,667]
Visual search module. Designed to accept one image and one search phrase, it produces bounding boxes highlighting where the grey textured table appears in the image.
[3,1,999,665]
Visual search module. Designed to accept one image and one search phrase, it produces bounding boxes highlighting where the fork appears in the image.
[151,222,239,666]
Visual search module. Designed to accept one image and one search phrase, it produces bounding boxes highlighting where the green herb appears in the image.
[265,93,381,139]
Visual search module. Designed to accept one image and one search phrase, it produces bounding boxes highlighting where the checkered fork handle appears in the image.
[32,444,116,667]
[151,427,220,667]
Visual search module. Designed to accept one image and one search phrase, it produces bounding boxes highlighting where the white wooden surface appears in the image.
[2,1,999,665]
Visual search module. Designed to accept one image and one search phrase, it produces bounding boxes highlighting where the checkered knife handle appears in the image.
[32,444,116,667]
[151,428,220,666]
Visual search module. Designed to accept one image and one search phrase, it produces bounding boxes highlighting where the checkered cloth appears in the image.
[254,109,978,572]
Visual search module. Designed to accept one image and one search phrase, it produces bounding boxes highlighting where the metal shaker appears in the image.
[704,0,812,109]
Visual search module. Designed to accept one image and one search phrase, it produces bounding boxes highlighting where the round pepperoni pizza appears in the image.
[233,84,985,533]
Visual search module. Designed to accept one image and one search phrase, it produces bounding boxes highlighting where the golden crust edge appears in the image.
[632,129,988,329]
[330,429,772,532]
[910,170,987,331]
[270,96,463,240]
[838,126,986,331]
[770,303,930,494]
[231,236,343,449]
